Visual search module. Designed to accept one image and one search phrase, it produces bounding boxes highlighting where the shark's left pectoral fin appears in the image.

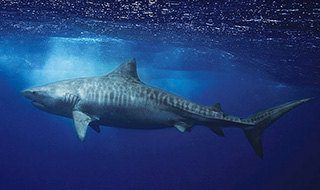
[72,111,95,142]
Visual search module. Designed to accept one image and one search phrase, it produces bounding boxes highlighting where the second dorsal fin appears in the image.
[108,58,141,82]
[208,103,223,113]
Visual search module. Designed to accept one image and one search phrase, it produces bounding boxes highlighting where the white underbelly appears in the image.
[89,103,182,129]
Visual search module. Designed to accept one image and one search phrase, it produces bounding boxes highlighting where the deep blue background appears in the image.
[0,37,319,189]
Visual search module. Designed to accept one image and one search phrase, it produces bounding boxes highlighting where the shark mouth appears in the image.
[32,101,46,110]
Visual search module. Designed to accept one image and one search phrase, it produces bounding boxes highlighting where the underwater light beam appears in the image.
[26,37,122,86]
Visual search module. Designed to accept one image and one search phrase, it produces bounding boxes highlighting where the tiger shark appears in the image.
[21,59,312,159]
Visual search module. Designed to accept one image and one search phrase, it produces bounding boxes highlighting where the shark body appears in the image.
[22,59,312,159]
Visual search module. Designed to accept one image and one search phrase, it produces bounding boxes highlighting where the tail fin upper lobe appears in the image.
[243,98,313,159]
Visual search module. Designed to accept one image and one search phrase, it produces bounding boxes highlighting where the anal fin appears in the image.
[210,127,225,137]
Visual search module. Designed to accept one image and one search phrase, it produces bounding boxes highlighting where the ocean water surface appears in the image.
[0,1,320,190]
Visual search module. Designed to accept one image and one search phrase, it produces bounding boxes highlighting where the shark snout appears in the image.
[21,89,36,100]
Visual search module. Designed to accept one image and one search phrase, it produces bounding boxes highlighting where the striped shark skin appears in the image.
[21,59,313,159]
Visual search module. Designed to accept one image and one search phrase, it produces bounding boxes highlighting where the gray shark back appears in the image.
[71,60,243,131]
[72,64,206,129]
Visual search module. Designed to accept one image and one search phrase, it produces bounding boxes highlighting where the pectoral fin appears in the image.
[89,122,101,133]
[72,111,95,142]
[174,121,192,132]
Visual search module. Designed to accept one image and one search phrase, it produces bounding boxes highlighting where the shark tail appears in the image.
[243,98,313,159]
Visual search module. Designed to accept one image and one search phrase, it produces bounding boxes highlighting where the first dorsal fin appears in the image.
[109,58,141,82]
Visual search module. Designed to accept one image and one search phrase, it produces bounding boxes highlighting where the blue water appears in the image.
[1,1,320,190]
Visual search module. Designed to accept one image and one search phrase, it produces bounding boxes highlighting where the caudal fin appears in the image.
[243,98,313,159]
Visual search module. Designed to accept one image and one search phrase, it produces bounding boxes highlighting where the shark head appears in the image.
[21,82,78,117]
[22,86,55,111]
